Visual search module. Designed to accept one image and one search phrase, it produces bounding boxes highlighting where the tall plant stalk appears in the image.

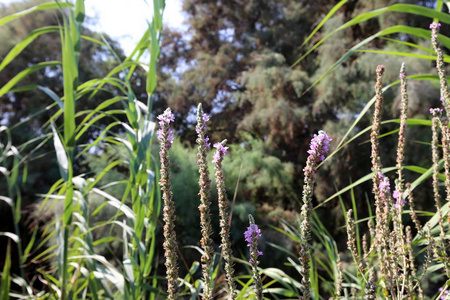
[59,1,83,298]
[196,104,214,300]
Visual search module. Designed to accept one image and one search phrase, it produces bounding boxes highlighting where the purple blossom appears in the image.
[307,130,332,162]
[244,224,262,246]
[378,174,391,203]
[439,288,449,300]
[378,176,390,193]
[393,190,400,199]
[430,22,442,30]
[430,107,443,115]
[157,108,175,149]
[212,142,229,163]
[157,129,164,140]
[399,73,405,79]
[204,136,211,148]
[393,190,407,208]
[157,109,175,125]
[196,113,210,134]
[244,222,263,263]
[196,112,211,148]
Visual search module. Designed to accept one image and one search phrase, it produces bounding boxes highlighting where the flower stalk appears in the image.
[196,103,214,300]
[212,140,237,299]
[299,130,331,300]
[157,108,179,300]
[244,215,263,300]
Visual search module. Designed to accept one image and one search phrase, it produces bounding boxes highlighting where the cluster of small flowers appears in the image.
[157,109,175,149]
[439,287,449,300]
[307,130,332,162]
[196,113,211,147]
[212,142,229,163]
[244,224,263,263]
[393,190,406,208]
[430,22,442,30]
[378,173,391,202]
[430,107,444,115]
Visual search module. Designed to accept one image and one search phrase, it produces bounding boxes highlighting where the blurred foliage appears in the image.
[0,0,147,201]
[223,133,297,208]
[155,0,449,235]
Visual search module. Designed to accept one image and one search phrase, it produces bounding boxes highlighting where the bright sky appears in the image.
[0,0,186,56]
[85,0,185,55]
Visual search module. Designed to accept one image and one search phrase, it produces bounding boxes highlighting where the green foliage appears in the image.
[223,134,296,207]
[1,0,450,299]
[0,0,165,298]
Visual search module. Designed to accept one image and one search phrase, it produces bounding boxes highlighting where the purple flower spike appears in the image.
[244,215,264,298]
[244,217,263,272]
[430,107,443,115]
[244,224,262,246]
[212,141,229,163]
[430,22,442,30]
[157,108,175,149]
[307,130,332,163]
[157,109,175,125]
[377,174,391,204]
[393,190,407,208]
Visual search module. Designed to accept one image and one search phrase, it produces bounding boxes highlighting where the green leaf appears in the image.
[293,4,450,67]
[301,0,349,48]
[51,123,68,182]
[355,49,450,63]
[315,167,397,209]
[0,61,60,98]
[302,25,450,95]
[0,242,11,300]
[37,85,64,110]
[75,0,85,23]
[0,2,72,27]
[146,26,159,95]
[0,26,59,73]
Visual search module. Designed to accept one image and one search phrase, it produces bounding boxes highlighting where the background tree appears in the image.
[156,0,447,236]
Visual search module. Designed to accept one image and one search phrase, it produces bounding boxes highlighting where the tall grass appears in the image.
[0,0,450,299]
[1,0,165,298]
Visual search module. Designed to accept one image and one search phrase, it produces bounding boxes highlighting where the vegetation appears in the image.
[0,0,450,299]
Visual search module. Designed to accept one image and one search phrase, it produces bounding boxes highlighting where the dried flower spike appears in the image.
[430,22,450,115]
[158,108,179,300]
[213,139,237,299]
[196,103,214,300]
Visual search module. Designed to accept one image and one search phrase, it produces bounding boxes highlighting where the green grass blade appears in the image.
[316,167,397,209]
[0,61,60,98]
[38,85,64,109]
[0,26,59,73]
[355,49,450,62]
[0,241,11,300]
[292,3,450,67]
[51,123,68,182]
[0,2,72,27]
[301,0,349,48]
[302,25,450,95]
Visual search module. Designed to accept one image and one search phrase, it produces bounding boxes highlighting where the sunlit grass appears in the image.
[0,0,450,299]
